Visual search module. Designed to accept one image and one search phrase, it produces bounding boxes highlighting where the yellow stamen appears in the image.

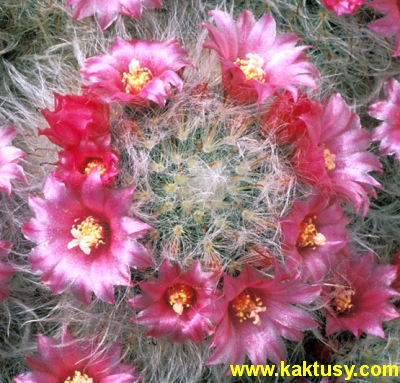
[331,287,355,314]
[64,371,93,383]
[324,148,336,171]
[234,53,266,82]
[165,283,196,315]
[121,58,153,94]
[230,290,266,326]
[82,157,107,176]
[297,216,326,249]
[67,216,109,255]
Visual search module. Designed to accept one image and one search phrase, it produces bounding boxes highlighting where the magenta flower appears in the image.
[81,38,192,107]
[320,0,365,15]
[260,91,315,144]
[0,125,26,195]
[291,93,382,215]
[201,10,319,104]
[55,139,120,187]
[128,260,220,343]
[323,252,400,338]
[13,326,140,383]
[22,171,152,305]
[368,0,400,57]
[66,0,162,30]
[39,93,111,149]
[207,264,320,366]
[280,191,350,282]
[368,77,400,160]
[0,241,14,303]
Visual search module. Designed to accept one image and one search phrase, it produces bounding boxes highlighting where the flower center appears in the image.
[230,290,266,326]
[67,216,110,255]
[234,53,266,82]
[64,371,93,383]
[165,283,196,315]
[324,148,336,171]
[331,287,355,314]
[82,157,107,176]
[297,216,326,249]
[122,58,153,94]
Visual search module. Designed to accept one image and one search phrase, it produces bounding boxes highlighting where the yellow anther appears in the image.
[234,53,266,82]
[332,287,355,314]
[82,157,106,176]
[121,58,153,94]
[230,290,266,326]
[165,283,196,315]
[297,216,326,249]
[67,216,109,255]
[324,148,336,171]
[64,371,93,383]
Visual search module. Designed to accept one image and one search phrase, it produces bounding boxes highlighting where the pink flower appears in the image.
[0,241,14,303]
[81,38,192,107]
[368,77,400,160]
[22,171,152,305]
[55,139,120,187]
[128,260,220,343]
[207,264,320,366]
[0,125,26,195]
[323,252,400,338]
[320,0,365,16]
[260,91,314,144]
[280,191,350,282]
[66,0,162,30]
[39,93,111,149]
[13,326,140,383]
[368,0,400,57]
[291,93,382,215]
[201,10,319,104]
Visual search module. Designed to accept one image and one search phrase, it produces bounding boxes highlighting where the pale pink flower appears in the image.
[40,93,111,149]
[320,0,365,16]
[14,326,140,383]
[128,260,220,343]
[207,264,320,366]
[81,38,192,107]
[368,0,400,57]
[368,77,400,160]
[291,93,382,215]
[0,125,26,195]
[280,190,350,282]
[201,10,319,104]
[323,252,400,338]
[66,0,162,30]
[22,171,152,305]
[0,241,14,302]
